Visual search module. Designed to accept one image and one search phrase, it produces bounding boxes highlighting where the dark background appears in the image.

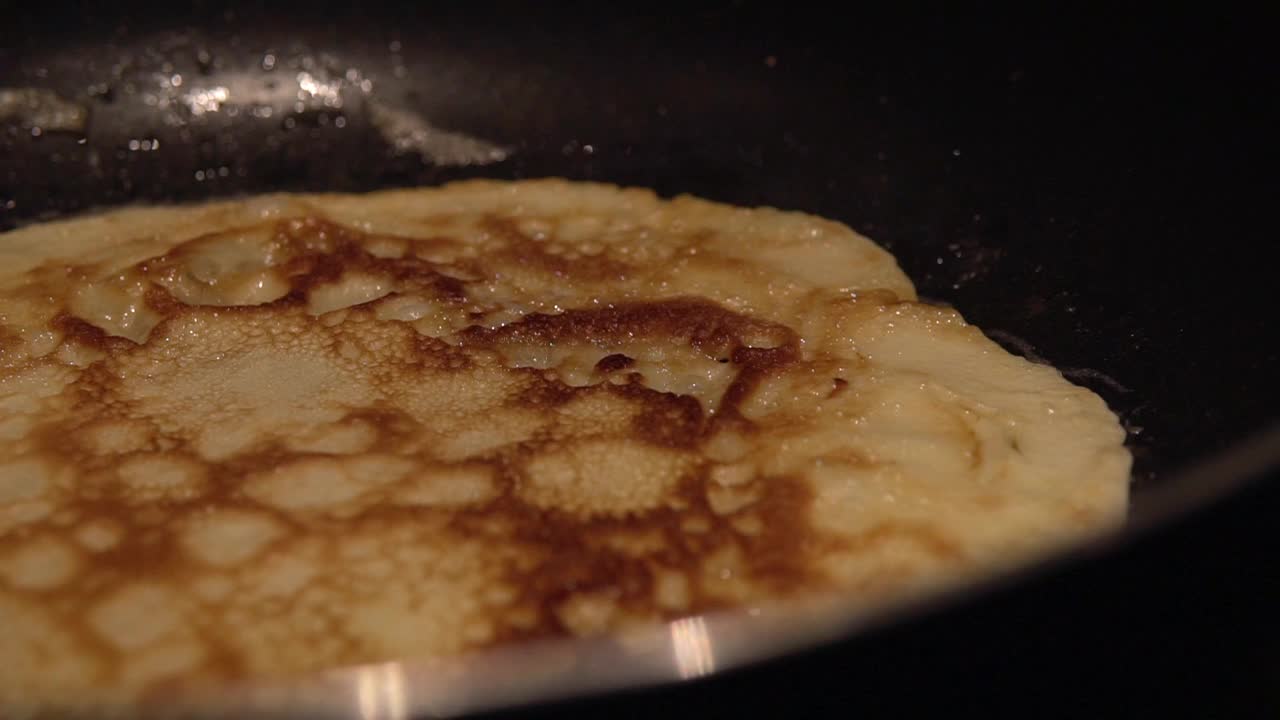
[2,3,1278,716]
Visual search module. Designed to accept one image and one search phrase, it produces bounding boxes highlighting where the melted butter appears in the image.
[305,272,393,315]
[148,227,291,308]
[66,270,163,343]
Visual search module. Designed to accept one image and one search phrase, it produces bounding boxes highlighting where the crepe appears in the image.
[0,180,1130,710]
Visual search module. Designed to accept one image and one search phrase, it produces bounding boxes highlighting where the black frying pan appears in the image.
[2,3,1278,716]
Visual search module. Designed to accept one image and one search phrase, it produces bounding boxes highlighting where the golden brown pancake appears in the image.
[0,180,1131,712]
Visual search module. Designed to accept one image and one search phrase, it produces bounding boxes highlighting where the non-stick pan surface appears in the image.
[2,3,1277,716]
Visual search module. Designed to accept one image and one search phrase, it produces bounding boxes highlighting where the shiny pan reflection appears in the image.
[355,663,408,720]
[670,616,716,679]
[158,598,912,719]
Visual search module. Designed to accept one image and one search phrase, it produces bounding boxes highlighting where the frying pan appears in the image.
[2,3,1278,716]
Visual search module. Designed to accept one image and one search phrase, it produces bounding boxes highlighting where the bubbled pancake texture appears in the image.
[0,180,1131,709]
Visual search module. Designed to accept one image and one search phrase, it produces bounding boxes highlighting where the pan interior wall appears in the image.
[2,4,1276,514]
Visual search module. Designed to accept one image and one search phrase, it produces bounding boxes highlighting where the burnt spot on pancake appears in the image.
[464,298,797,360]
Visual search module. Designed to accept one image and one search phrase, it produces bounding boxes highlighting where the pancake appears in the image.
[0,180,1131,712]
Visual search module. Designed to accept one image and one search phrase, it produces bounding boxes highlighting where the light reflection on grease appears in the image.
[296,71,344,108]
[183,85,229,115]
[132,57,509,167]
